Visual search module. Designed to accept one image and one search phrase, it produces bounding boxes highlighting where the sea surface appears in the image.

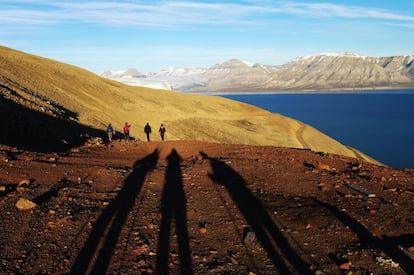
[221,90,414,169]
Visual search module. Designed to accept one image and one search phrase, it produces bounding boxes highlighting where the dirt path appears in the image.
[295,123,311,149]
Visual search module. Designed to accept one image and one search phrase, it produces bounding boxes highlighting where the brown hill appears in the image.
[0,45,377,164]
[0,141,413,274]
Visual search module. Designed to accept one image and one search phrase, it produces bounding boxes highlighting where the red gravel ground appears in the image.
[1,140,413,274]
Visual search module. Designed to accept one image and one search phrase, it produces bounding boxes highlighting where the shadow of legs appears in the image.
[70,150,159,274]
[313,198,414,273]
[156,149,193,274]
[202,152,310,274]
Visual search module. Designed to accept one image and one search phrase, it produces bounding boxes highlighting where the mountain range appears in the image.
[100,52,414,92]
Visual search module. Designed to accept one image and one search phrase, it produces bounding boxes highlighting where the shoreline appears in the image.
[211,91,414,169]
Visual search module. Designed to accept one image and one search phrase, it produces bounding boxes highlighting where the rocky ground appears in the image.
[0,140,413,274]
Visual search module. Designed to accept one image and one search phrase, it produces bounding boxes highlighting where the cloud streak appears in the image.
[268,2,414,21]
[2,1,413,72]
[1,0,413,28]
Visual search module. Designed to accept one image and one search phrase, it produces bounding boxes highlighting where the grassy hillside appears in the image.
[0,45,379,163]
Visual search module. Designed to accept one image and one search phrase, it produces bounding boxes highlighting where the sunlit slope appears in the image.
[0,45,378,163]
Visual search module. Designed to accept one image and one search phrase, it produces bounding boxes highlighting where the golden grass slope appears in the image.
[0,45,379,164]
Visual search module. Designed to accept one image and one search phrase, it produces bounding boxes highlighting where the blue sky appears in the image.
[1,0,413,72]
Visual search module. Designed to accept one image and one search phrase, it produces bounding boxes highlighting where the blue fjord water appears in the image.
[221,90,414,169]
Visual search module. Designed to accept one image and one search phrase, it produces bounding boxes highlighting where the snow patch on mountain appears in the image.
[296,52,365,61]
[100,67,207,91]
[101,68,145,78]
[242,60,255,67]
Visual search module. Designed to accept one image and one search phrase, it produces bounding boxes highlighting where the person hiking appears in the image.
[144,122,152,142]
[159,124,166,141]
[106,123,114,143]
[123,122,131,142]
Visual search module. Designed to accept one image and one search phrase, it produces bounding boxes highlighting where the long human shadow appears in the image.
[313,198,414,273]
[156,149,193,274]
[70,150,159,274]
[201,152,311,274]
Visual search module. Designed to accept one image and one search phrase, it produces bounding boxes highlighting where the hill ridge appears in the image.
[0,45,378,164]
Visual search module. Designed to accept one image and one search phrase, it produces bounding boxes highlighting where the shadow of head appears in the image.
[200,151,243,187]
[167,148,182,163]
[133,149,159,170]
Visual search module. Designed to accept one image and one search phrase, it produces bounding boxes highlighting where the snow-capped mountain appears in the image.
[101,68,145,78]
[99,53,414,92]
[100,67,207,91]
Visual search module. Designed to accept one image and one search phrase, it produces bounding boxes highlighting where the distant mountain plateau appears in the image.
[100,53,414,92]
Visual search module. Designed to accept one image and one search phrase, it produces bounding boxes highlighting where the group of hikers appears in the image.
[105,122,166,143]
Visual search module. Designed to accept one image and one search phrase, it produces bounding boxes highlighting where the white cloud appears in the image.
[0,1,266,27]
[272,2,414,21]
[1,1,413,28]
[386,22,414,29]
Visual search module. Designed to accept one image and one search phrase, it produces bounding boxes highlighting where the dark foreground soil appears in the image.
[0,140,413,274]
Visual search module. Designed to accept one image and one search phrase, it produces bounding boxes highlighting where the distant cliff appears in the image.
[197,53,414,92]
[101,53,414,92]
